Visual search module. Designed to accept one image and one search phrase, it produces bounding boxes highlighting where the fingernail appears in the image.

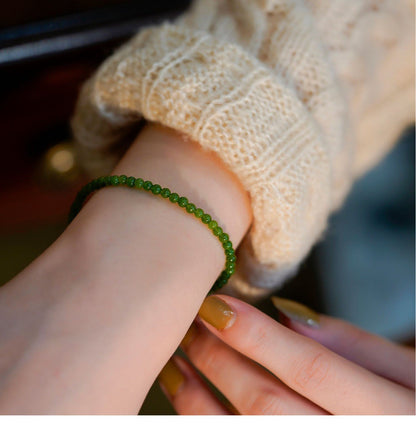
[158,359,185,397]
[180,322,198,349]
[271,297,320,328]
[198,296,235,330]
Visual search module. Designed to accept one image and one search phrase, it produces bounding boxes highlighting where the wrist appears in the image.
[69,122,252,289]
[114,122,253,246]
[0,123,253,413]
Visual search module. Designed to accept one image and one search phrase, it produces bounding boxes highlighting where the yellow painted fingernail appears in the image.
[271,297,320,328]
[198,296,235,330]
[180,322,198,349]
[158,359,185,397]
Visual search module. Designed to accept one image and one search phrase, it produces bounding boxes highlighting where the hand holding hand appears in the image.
[159,296,415,415]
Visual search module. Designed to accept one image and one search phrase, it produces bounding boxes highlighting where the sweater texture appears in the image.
[71,0,415,299]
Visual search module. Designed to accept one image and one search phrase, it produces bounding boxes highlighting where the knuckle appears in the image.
[173,382,210,415]
[244,387,284,415]
[189,335,223,376]
[244,324,271,356]
[292,351,330,392]
[174,385,212,415]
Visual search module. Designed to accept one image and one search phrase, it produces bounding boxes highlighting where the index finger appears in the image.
[274,300,415,389]
[197,295,415,415]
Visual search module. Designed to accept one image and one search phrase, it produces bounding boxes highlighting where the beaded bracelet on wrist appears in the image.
[68,175,236,293]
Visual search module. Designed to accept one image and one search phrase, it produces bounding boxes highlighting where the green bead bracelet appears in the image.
[68,175,236,293]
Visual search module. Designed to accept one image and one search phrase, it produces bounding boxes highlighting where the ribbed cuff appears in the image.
[72,23,332,296]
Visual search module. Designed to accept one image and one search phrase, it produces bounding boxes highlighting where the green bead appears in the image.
[151,184,162,195]
[178,197,188,207]
[219,233,229,243]
[216,272,226,281]
[223,240,232,249]
[186,203,196,213]
[217,277,228,286]
[201,213,211,224]
[135,178,144,189]
[208,220,218,229]
[169,193,179,203]
[76,193,85,205]
[226,263,236,273]
[213,226,223,236]
[194,208,204,218]
[216,271,229,287]
[110,175,120,186]
[161,188,171,198]
[74,194,83,205]
[69,174,237,292]
[80,184,88,194]
[127,176,136,187]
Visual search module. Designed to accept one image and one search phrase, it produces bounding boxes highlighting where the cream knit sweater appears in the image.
[71,0,415,299]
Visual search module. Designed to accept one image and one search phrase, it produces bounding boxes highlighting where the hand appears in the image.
[158,295,415,415]
[0,124,251,414]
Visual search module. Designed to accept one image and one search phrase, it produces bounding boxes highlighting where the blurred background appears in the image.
[0,0,414,415]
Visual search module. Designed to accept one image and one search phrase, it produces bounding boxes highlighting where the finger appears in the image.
[198,295,415,415]
[181,321,327,415]
[271,296,415,389]
[158,356,230,415]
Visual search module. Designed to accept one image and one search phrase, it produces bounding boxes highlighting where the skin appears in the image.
[0,123,413,414]
[0,123,252,414]
[172,295,415,415]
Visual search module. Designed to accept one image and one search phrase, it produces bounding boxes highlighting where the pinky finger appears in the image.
[158,356,231,415]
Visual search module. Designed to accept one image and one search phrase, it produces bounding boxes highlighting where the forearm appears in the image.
[0,123,252,413]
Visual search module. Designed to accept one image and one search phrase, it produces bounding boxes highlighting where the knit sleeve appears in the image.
[71,0,415,299]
